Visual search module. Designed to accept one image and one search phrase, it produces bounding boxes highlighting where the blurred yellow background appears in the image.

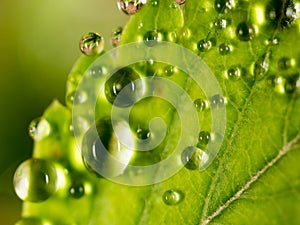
[0,0,128,224]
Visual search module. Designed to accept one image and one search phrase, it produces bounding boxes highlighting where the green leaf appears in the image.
[15,0,300,224]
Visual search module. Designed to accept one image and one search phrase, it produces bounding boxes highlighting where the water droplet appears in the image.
[210,94,226,109]
[236,22,255,41]
[213,18,229,29]
[111,27,123,47]
[82,119,134,177]
[89,66,107,78]
[66,90,88,106]
[15,217,51,225]
[266,0,298,28]
[181,28,191,39]
[266,75,277,87]
[79,32,104,56]
[169,2,178,8]
[28,118,51,141]
[69,181,85,199]
[193,98,207,111]
[117,0,144,15]
[267,37,279,45]
[219,43,232,55]
[14,159,58,202]
[175,0,185,5]
[164,65,177,76]
[144,30,162,47]
[253,55,269,80]
[198,131,211,146]
[136,128,151,140]
[214,0,234,14]
[285,74,300,94]
[162,190,184,205]
[197,39,212,52]
[227,66,241,80]
[167,31,178,42]
[150,0,159,6]
[181,146,209,170]
[278,57,295,70]
[105,67,143,107]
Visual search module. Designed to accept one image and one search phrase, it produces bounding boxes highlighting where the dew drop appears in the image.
[266,75,277,87]
[117,0,144,15]
[162,190,184,205]
[278,57,295,70]
[197,39,212,52]
[227,66,241,80]
[253,55,269,80]
[15,217,51,225]
[28,118,51,141]
[89,65,107,78]
[144,30,162,47]
[79,32,104,56]
[267,37,279,46]
[181,28,191,39]
[198,131,211,146]
[236,22,255,41]
[111,27,123,47]
[14,159,58,202]
[105,67,143,107]
[214,0,234,14]
[69,181,85,199]
[175,0,185,5]
[136,128,151,140]
[150,0,159,6]
[285,74,300,94]
[167,31,178,42]
[213,18,228,29]
[181,146,209,170]
[164,65,177,76]
[193,98,207,111]
[210,94,226,109]
[66,90,88,106]
[219,43,232,55]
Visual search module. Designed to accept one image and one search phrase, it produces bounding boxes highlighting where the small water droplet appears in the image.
[193,98,207,111]
[266,37,279,45]
[89,66,107,78]
[181,28,191,39]
[213,18,229,29]
[266,75,277,87]
[144,30,162,47]
[278,57,295,70]
[167,31,178,42]
[105,67,143,107]
[117,0,144,14]
[151,0,159,6]
[253,55,269,80]
[284,74,300,94]
[197,39,212,52]
[219,43,232,55]
[14,159,58,202]
[164,65,178,76]
[227,66,241,80]
[210,94,226,109]
[169,2,178,8]
[28,118,51,141]
[111,27,123,47]
[66,90,88,106]
[136,128,151,140]
[79,32,104,56]
[69,181,85,199]
[181,146,209,170]
[175,0,185,5]
[15,217,51,225]
[214,0,234,14]
[162,190,184,205]
[236,22,255,41]
[198,131,211,146]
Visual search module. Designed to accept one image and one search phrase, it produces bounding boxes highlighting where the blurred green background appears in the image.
[0,0,128,224]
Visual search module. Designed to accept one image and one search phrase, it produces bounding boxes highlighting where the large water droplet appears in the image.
[14,159,58,202]
[193,98,207,111]
[210,94,226,109]
[15,217,51,225]
[105,67,143,107]
[197,39,212,52]
[236,22,255,41]
[214,0,234,14]
[69,181,85,199]
[219,43,232,55]
[82,118,134,177]
[144,30,162,47]
[111,27,123,47]
[28,118,51,141]
[117,0,144,15]
[79,32,104,56]
[181,146,209,170]
[227,66,241,80]
[162,190,184,205]
[198,131,211,146]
